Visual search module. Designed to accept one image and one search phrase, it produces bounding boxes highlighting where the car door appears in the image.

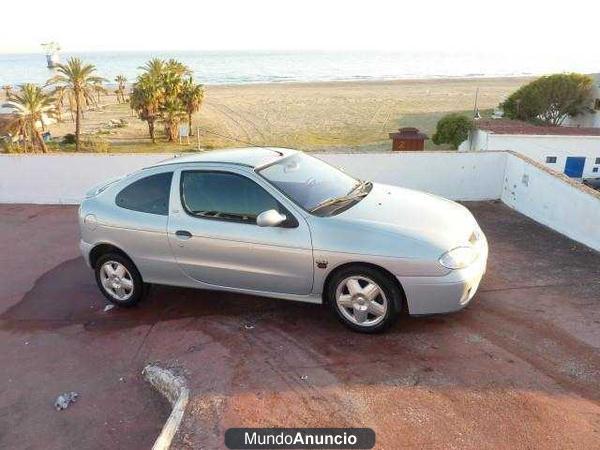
[167,166,314,295]
[98,169,181,285]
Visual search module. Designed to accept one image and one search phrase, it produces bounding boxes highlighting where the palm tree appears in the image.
[138,58,165,78]
[115,74,127,103]
[3,83,55,152]
[132,58,195,142]
[48,57,106,151]
[161,96,186,142]
[159,68,186,141]
[130,74,162,143]
[2,84,12,99]
[52,85,67,122]
[180,77,204,133]
[92,81,107,105]
[165,59,191,77]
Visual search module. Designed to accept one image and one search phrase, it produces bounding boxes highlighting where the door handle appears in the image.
[175,230,192,239]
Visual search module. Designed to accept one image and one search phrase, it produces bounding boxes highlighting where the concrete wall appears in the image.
[0,153,175,204]
[463,129,600,178]
[318,152,506,201]
[502,152,600,251]
[0,151,506,204]
[1,150,598,251]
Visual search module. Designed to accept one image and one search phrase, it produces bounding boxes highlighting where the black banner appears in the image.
[225,428,375,449]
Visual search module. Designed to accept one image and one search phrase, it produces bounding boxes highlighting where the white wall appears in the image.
[0,151,506,204]
[0,153,175,204]
[563,112,600,128]
[0,150,598,251]
[318,152,506,201]
[502,152,600,251]
[464,129,600,178]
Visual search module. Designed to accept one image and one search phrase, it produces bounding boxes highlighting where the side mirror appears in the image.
[256,209,287,227]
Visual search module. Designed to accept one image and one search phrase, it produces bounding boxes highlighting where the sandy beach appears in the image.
[4,76,530,152]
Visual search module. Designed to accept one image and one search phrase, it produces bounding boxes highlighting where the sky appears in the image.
[0,0,598,55]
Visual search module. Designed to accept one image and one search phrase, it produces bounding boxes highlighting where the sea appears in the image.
[0,50,599,87]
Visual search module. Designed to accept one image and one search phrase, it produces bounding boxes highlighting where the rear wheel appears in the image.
[95,253,145,307]
[327,266,401,333]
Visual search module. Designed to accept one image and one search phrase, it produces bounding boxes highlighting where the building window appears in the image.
[595,99,600,111]
[595,157,600,164]
[594,167,599,173]
[546,156,557,164]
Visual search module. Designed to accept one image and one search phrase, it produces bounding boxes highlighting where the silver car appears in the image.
[79,148,488,332]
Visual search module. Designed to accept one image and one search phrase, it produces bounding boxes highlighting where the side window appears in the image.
[181,171,282,224]
[115,172,173,215]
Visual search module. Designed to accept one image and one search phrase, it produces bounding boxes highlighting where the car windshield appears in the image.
[258,153,367,213]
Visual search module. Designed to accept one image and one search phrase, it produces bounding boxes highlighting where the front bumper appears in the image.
[397,240,488,316]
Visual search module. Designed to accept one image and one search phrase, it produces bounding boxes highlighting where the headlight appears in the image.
[439,246,478,269]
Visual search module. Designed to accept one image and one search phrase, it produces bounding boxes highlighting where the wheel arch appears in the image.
[89,243,132,269]
[322,261,407,312]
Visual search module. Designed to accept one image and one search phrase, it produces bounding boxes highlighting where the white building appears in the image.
[459,119,600,179]
[563,73,600,128]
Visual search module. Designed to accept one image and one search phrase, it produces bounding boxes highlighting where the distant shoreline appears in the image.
[2,48,589,87]
[202,75,534,89]
[86,75,536,91]
[1,74,536,89]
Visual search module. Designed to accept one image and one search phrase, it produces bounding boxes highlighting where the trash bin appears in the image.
[389,127,428,151]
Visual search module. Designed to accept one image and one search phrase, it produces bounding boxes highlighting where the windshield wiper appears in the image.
[349,180,371,195]
[310,180,371,213]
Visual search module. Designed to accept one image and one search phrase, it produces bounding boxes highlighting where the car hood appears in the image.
[336,183,479,250]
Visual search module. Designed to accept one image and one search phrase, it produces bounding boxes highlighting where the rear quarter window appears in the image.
[115,172,173,215]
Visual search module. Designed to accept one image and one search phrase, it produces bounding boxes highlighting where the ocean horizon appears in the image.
[0,50,599,87]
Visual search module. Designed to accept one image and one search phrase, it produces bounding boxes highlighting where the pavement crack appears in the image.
[132,321,157,365]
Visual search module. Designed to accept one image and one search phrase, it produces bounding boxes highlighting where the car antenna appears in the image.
[195,126,283,155]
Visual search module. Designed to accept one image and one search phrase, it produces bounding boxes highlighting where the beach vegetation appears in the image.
[2,84,13,99]
[130,74,162,143]
[48,57,107,151]
[501,73,593,126]
[131,58,204,143]
[180,77,205,134]
[432,113,472,149]
[2,83,55,153]
[62,133,77,145]
[82,135,111,152]
[51,85,68,122]
[115,75,127,103]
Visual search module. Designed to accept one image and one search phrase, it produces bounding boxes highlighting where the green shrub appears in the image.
[432,114,472,149]
[82,136,111,153]
[62,133,76,145]
[501,73,593,126]
[1,139,20,153]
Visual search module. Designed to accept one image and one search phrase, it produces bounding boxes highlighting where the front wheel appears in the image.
[327,266,402,333]
[95,253,145,307]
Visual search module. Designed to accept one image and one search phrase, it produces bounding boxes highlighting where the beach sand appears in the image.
[7,77,530,152]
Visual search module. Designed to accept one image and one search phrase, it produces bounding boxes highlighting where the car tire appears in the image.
[327,265,402,333]
[94,253,145,307]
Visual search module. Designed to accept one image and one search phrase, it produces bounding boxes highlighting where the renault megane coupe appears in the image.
[79,148,488,332]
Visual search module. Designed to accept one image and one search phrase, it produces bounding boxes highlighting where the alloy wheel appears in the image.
[99,260,134,301]
[335,275,388,326]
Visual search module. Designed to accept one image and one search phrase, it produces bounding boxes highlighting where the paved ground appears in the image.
[0,202,599,449]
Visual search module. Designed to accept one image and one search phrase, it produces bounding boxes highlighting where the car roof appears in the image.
[149,147,298,169]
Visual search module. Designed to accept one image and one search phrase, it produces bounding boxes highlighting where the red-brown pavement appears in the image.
[0,202,599,449]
